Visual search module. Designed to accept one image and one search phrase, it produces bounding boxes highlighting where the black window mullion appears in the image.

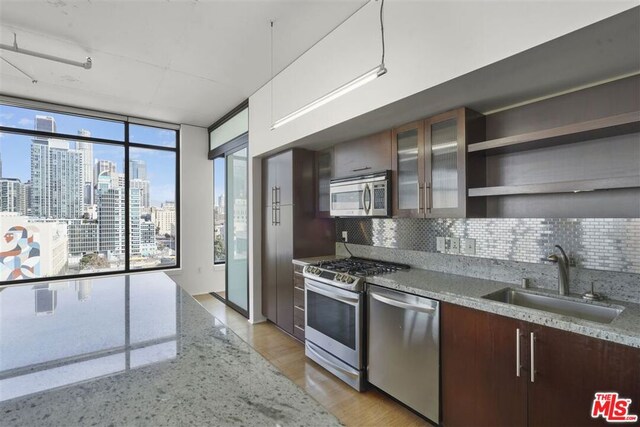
[124,122,131,272]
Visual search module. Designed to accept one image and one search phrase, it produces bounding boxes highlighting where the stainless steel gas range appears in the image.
[302,258,409,391]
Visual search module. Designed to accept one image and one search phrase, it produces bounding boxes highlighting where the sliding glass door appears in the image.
[225,144,248,314]
[209,132,249,317]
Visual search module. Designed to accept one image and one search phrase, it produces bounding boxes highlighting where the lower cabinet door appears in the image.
[441,303,527,427]
[527,325,640,427]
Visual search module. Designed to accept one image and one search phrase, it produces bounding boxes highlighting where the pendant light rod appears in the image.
[271,0,387,130]
[0,34,92,70]
[0,56,37,84]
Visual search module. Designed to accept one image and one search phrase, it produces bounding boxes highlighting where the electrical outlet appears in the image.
[436,236,445,252]
[463,238,476,255]
[342,231,348,242]
[449,237,460,254]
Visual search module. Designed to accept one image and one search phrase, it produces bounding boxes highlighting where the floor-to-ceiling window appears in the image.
[0,99,180,284]
[208,102,249,317]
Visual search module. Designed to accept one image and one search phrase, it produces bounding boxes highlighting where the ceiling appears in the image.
[0,0,367,127]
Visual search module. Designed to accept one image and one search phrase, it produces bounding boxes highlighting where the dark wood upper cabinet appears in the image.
[391,121,425,217]
[262,149,335,338]
[391,108,486,218]
[333,130,392,179]
[315,148,333,218]
[442,302,640,427]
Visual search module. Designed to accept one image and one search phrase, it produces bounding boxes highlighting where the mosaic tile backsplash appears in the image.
[336,218,640,274]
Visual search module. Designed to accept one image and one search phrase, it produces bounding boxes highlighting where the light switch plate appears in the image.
[449,237,460,254]
[342,231,348,242]
[463,238,476,255]
[436,236,445,252]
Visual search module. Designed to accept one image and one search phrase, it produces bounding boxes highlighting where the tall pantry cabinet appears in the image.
[262,149,335,337]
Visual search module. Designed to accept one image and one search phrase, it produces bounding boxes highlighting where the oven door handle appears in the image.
[306,282,360,306]
[370,291,437,314]
[305,342,360,379]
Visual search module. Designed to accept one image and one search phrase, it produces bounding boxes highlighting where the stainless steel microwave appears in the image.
[329,171,391,217]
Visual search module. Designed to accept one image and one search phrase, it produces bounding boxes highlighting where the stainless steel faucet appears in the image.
[544,245,570,296]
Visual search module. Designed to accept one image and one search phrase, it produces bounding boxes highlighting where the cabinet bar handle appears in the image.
[516,328,521,377]
[417,182,423,211]
[272,186,276,206]
[425,183,431,211]
[530,332,536,383]
[276,186,281,204]
[352,166,371,172]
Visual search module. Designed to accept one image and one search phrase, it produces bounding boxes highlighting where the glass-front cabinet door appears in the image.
[425,109,467,218]
[392,121,425,217]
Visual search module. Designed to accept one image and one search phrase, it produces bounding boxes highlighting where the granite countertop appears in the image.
[292,255,346,266]
[294,256,640,348]
[0,272,340,427]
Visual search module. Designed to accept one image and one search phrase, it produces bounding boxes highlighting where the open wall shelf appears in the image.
[468,176,640,197]
[468,111,640,154]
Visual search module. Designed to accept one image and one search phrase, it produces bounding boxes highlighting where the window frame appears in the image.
[0,97,180,285]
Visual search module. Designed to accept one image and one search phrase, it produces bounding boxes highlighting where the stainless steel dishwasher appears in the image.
[367,285,440,423]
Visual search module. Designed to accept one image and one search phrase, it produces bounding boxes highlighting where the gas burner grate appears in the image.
[317,258,409,276]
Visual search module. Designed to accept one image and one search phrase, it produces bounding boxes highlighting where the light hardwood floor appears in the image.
[194,294,430,427]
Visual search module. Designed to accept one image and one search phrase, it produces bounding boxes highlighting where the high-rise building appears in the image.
[130,178,150,209]
[76,130,94,206]
[30,135,84,219]
[130,188,141,256]
[140,220,157,256]
[35,115,56,133]
[96,181,125,260]
[0,178,27,215]
[94,160,118,190]
[151,202,176,237]
[68,219,99,256]
[129,159,147,180]
[23,181,32,215]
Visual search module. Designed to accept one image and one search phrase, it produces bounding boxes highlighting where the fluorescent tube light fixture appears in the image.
[272,65,386,129]
[271,0,387,130]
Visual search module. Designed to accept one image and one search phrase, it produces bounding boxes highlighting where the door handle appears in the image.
[370,291,436,314]
[276,186,281,204]
[516,328,522,377]
[417,182,423,211]
[275,206,280,225]
[530,332,536,383]
[271,186,276,206]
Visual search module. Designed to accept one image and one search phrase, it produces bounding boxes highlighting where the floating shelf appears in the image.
[468,176,640,197]
[468,111,640,154]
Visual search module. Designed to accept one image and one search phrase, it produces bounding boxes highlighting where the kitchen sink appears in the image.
[482,288,624,324]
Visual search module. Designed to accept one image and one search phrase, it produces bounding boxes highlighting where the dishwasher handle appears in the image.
[370,291,437,314]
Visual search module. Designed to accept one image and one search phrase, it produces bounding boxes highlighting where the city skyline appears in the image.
[1,106,178,281]
[0,105,176,207]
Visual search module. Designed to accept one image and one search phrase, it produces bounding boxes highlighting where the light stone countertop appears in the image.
[294,256,640,348]
[0,272,341,427]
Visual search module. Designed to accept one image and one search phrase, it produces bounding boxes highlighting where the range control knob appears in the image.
[346,277,355,284]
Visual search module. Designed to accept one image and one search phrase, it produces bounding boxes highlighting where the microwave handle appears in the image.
[363,184,372,214]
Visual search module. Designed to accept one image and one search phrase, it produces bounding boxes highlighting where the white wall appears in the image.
[245,1,637,320]
[167,124,225,295]
[250,1,636,156]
